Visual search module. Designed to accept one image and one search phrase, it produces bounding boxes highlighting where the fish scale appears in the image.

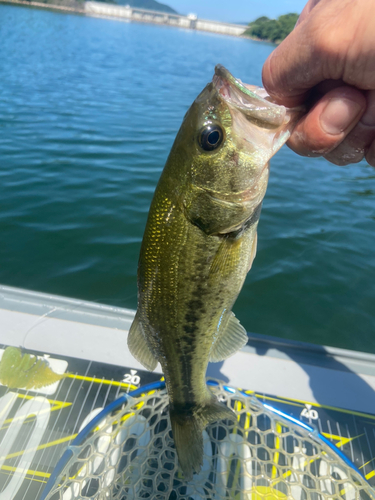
[127,65,303,479]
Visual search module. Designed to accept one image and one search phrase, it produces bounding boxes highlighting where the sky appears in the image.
[165,0,308,24]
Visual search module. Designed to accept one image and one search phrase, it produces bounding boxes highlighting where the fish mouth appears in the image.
[212,64,288,129]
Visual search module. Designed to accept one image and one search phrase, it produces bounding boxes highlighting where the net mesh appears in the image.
[43,380,375,500]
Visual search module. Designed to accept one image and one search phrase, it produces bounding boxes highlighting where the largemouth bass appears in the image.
[128,65,301,480]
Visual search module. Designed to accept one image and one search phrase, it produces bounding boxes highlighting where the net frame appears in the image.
[40,379,375,500]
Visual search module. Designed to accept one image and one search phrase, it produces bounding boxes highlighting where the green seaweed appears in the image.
[0,347,68,390]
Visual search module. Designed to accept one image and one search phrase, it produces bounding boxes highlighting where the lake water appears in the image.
[1,4,374,353]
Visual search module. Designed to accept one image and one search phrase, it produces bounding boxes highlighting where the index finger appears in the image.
[295,0,321,27]
[262,0,359,107]
[262,21,326,107]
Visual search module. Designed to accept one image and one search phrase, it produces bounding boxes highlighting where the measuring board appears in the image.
[0,343,374,500]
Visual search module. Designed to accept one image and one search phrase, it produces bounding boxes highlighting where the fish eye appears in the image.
[199,125,224,151]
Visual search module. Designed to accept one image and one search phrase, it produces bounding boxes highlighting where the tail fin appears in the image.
[170,397,235,481]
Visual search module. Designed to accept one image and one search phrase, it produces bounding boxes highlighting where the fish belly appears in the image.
[133,182,256,478]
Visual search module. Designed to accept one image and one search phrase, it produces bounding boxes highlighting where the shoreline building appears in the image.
[85,3,247,37]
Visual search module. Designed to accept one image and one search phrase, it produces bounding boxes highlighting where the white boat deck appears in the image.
[1,284,375,415]
[2,283,375,497]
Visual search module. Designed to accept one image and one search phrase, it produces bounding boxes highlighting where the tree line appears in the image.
[245,14,299,43]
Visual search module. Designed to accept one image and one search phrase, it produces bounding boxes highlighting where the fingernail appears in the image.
[320,98,363,135]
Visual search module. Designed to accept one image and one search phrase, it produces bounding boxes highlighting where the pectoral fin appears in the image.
[209,207,260,279]
[127,312,158,371]
[210,236,242,277]
[247,232,257,272]
[209,312,248,363]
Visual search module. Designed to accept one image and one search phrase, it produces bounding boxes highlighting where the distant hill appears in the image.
[115,0,178,14]
[244,14,298,43]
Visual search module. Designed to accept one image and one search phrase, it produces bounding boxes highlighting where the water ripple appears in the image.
[0,4,374,351]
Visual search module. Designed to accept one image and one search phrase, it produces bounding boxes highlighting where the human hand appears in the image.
[262,0,375,167]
